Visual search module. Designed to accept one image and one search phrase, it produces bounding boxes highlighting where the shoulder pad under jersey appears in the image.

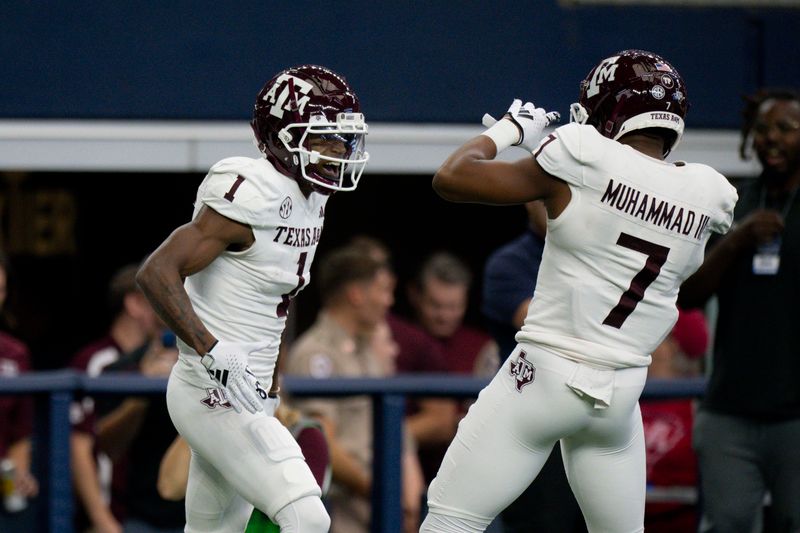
[534,123,608,186]
[197,157,273,227]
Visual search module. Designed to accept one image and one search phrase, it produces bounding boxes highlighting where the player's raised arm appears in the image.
[433,100,561,205]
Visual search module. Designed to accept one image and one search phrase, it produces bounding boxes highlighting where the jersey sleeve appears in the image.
[197,159,270,227]
[534,123,605,187]
[709,174,738,234]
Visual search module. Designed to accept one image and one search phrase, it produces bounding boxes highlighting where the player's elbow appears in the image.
[432,167,465,202]
[157,476,185,501]
[135,262,154,296]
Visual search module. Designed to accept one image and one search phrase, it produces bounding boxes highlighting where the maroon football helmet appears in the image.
[571,50,689,155]
[252,65,369,192]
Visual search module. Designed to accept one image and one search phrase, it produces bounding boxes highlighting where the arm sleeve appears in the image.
[709,176,739,234]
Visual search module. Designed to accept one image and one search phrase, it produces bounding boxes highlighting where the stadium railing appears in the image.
[0,371,706,533]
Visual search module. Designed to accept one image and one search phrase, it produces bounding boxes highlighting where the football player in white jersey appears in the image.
[419,50,738,533]
[136,65,368,533]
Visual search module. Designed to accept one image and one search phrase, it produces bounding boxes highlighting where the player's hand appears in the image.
[733,209,784,247]
[246,368,281,416]
[201,340,267,414]
[485,99,560,151]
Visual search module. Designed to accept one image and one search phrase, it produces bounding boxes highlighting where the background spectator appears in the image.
[0,251,39,531]
[405,251,498,483]
[95,333,182,532]
[642,308,709,533]
[347,236,458,500]
[679,88,800,533]
[286,246,424,533]
[68,263,163,533]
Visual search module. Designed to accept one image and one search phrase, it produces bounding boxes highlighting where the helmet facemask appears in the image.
[279,112,369,192]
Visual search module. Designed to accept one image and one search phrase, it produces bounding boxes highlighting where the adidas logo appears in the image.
[207,368,229,386]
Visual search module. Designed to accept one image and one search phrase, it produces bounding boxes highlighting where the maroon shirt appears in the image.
[435,325,493,376]
[388,314,448,375]
[68,337,121,434]
[0,332,33,457]
[295,425,330,492]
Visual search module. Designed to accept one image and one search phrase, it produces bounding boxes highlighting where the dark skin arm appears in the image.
[136,205,253,356]
[432,134,571,217]
[678,209,784,308]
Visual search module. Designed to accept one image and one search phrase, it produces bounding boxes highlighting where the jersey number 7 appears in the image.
[602,233,670,328]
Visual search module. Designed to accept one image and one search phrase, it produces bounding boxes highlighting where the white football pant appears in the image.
[421,343,647,533]
[167,358,328,533]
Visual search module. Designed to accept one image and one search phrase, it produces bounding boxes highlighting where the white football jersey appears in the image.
[177,156,328,384]
[516,123,737,369]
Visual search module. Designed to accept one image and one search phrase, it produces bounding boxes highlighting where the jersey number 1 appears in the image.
[277,252,307,318]
[603,233,669,328]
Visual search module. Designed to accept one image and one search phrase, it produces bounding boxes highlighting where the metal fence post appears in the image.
[48,390,73,533]
[371,393,405,533]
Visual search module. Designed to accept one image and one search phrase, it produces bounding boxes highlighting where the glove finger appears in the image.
[235,377,264,414]
[229,381,256,414]
[508,99,522,114]
[224,387,243,414]
[545,111,561,125]
[242,383,265,414]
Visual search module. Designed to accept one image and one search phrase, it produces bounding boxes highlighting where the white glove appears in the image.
[482,99,560,152]
[201,340,267,414]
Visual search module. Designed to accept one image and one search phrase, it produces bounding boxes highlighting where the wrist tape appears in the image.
[480,119,521,153]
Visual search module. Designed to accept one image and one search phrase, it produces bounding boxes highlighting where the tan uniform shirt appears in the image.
[286,312,387,533]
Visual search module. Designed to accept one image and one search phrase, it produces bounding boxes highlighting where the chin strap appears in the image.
[569,103,589,124]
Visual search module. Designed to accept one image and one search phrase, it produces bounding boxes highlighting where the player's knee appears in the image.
[246,416,321,516]
[419,510,487,533]
[274,495,330,533]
